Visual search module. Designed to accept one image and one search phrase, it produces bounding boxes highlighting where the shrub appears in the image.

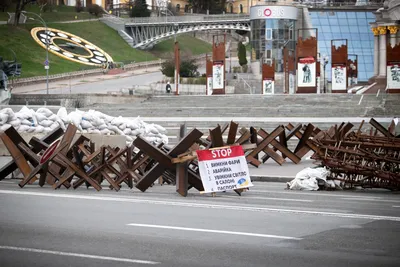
[75,0,84,13]
[161,58,199,78]
[87,4,103,17]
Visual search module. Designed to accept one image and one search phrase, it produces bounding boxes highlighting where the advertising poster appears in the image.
[196,146,253,193]
[387,64,400,89]
[212,61,224,90]
[332,65,347,90]
[297,57,316,87]
[207,76,213,95]
[263,79,274,94]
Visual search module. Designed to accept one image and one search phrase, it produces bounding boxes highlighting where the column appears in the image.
[378,26,387,77]
[388,26,398,47]
[372,27,379,77]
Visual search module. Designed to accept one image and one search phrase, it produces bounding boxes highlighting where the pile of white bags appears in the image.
[0,106,168,146]
[287,167,332,191]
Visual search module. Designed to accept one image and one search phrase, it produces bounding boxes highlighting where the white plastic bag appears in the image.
[36,107,53,117]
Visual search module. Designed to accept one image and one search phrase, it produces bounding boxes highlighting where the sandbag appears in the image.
[39,119,53,127]
[48,114,58,121]
[43,127,52,132]
[81,120,93,129]
[111,116,126,126]
[123,128,131,135]
[1,108,16,121]
[34,113,47,123]
[154,124,167,134]
[100,128,111,135]
[9,119,21,128]
[36,107,53,117]
[34,125,45,133]
[0,113,8,125]
[97,123,107,130]
[21,119,33,126]
[18,125,30,132]
[57,107,69,123]
[118,123,127,130]
[0,124,11,132]
[67,111,82,128]
[27,126,36,133]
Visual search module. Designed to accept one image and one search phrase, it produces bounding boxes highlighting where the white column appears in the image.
[378,27,387,77]
[390,34,397,47]
[374,35,379,77]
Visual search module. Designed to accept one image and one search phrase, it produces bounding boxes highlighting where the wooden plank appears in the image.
[370,118,394,137]
[209,125,224,148]
[248,126,284,157]
[226,121,239,145]
[176,162,188,197]
[0,132,31,179]
[133,137,173,168]
[294,124,314,154]
[135,128,203,192]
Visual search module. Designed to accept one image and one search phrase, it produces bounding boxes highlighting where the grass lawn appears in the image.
[152,34,212,59]
[0,21,157,78]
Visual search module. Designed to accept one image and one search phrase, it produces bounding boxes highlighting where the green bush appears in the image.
[87,4,103,17]
[160,58,199,78]
[75,0,84,13]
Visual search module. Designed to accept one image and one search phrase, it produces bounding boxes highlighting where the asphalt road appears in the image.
[0,180,400,267]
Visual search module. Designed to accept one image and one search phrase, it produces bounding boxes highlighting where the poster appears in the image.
[196,145,253,193]
[212,61,224,90]
[207,76,213,95]
[263,79,274,94]
[332,65,347,90]
[317,76,321,94]
[387,65,400,89]
[289,73,295,94]
[297,57,316,87]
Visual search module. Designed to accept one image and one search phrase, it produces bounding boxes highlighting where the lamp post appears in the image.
[322,54,329,94]
[23,11,49,94]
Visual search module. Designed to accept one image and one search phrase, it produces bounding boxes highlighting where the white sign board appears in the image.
[289,73,295,94]
[212,62,224,90]
[387,65,400,89]
[297,61,316,87]
[196,145,253,193]
[263,79,274,94]
[250,6,298,20]
[332,66,347,90]
[207,76,213,95]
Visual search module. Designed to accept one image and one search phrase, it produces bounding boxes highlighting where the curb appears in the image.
[250,175,293,183]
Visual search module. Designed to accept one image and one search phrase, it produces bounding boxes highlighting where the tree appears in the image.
[0,0,12,12]
[130,0,150,18]
[237,42,247,67]
[14,0,35,26]
[188,0,226,14]
[161,57,199,78]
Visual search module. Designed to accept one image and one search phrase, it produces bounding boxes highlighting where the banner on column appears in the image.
[207,76,213,95]
[263,78,274,94]
[332,65,347,90]
[387,64,400,89]
[316,76,321,94]
[212,61,224,89]
[196,145,253,193]
[297,57,316,87]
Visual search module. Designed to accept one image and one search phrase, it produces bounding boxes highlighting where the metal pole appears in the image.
[323,63,326,93]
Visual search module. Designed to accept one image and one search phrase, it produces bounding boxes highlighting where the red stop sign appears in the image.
[40,139,60,165]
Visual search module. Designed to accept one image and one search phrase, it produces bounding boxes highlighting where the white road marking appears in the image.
[251,189,384,199]
[1,189,400,221]
[224,195,314,203]
[0,245,159,265]
[393,206,400,208]
[341,198,400,203]
[127,223,301,240]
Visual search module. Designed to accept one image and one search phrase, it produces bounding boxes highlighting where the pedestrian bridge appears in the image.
[101,14,250,49]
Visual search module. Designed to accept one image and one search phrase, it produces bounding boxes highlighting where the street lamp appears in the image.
[322,54,329,93]
[23,11,49,94]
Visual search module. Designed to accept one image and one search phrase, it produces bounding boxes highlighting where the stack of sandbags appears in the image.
[0,106,168,145]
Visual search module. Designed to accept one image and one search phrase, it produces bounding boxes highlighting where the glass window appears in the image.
[347,12,356,18]
[356,12,366,19]
[329,18,339,25]
[330,26,341,33]
[337,12,347,18]
[319,19,329,25]
[341,26,350,33]
[348,19,358,26]
[266,28,272,40]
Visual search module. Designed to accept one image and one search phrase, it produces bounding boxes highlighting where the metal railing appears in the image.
[126,13,249,24]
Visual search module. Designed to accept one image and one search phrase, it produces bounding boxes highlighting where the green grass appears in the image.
[0,4,98,23]
[0,21,156,78]
[152,34,212,59]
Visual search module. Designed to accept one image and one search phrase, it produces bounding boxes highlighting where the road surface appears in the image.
[0,180,399,267]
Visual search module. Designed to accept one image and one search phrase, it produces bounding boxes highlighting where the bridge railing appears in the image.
[126,14,249,24]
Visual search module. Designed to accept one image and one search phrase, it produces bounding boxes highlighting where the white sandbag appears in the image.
[0,124,11,132]
[0,113,8,125]
[100,128,111,135]
[39,119,53,127]
[18,125,30,132]
[118,123,127,130]
[55,118,66,131]
[148,124,160,135]
[90,129,101,134]
[36,107,53,117]
[43,127,52,132]
[131,129,143,136]
[111,116,126,126]
[125,135,133,143]
[67,111,82,127]
[287,167,330,191]
[74,109,85,115]
[15,107,31,120]
[154,124,167,134]
[81,129,88,133]
[126,120,140,130]
[1,108,16,121]
[9,119,21,128]
[107,125,123,135]
[21,119,33,126]
[48,114,58,121]
[81,120,93,129]
[97,123,107,130]
[34,113,47,123]
[57,107,69,123]
[27,126,36,133]
[49,123,59,130]
[34,125,45,133]
[123,128,131,135]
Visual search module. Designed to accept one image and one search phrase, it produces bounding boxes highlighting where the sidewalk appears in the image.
[12,66,162,94]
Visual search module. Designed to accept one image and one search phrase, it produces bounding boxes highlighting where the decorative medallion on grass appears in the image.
[31,27,114,66]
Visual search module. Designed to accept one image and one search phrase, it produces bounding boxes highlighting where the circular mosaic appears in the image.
[31,27,113,67]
